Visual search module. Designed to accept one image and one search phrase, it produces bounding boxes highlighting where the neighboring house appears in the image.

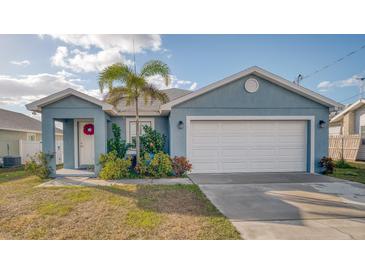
[0,108,63,164]
[329,99,365,160]
[26,66,341,176]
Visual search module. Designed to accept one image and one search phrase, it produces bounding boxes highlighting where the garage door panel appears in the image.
[189,120,307,173]
[191,136,219,145]
[191,149,219,158]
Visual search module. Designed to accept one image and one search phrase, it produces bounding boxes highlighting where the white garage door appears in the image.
[188,120,307,173]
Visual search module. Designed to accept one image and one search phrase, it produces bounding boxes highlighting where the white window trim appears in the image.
[125,117,155,144]
[186,116,315,174]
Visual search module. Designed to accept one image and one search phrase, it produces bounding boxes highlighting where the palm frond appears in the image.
[98,63,133,93]
[105,87,129,106]
[142,84,169,104]
[140,60,171,86]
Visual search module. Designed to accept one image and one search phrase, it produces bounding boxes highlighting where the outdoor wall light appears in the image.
[177,121,184,129]
[319,120,326,128]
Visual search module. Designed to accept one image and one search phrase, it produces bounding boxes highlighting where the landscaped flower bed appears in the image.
[99,124,192,180]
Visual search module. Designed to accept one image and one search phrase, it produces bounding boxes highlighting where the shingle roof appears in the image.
[115,88,192,115]
[0,108,62,134]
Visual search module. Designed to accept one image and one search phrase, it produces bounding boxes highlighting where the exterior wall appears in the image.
[169,74,329,173]
[0,129,26,156]
[343,111,355,135]
[0,129,61,157]
[354,106,365,160]
[62,119,74,168]
[108,116,170,152]
[329,121,342,136]
[42,95,110,175]
[354,106,365,134]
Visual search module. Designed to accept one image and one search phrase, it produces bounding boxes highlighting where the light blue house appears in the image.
[26,66,342,176]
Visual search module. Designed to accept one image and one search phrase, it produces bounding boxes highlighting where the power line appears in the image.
[339,93,359,103]
[295,43,365,84]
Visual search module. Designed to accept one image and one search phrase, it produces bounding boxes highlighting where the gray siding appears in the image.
[169,74,329,173]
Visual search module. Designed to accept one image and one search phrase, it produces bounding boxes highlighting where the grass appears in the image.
[329,161,365,184]
[0,166,28,182]
[0,176,241,240]
[0,164,64,183]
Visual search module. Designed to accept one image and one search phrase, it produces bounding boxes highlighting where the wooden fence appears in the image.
[329,135,361,161]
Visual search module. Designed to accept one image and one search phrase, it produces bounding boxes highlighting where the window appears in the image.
[27,133,36,141]
[361,126,365,145]
[126,118,155,146]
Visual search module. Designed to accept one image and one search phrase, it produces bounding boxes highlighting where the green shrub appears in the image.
[172,156,192,176]
[319,156,334,174]
[334,159,353,169]
[107,123,131,158]
[148,152,173,178]
[99,152,132,180]
[25,152,53,179]
[140,125,166,154]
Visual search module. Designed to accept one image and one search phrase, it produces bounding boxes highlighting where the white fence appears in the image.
[19,140,63,165]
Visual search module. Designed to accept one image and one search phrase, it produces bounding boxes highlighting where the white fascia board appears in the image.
[160,66,343,112]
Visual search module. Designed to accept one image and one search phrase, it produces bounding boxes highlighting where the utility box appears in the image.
[3,156,22,168]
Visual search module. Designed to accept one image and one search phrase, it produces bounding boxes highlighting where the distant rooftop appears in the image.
[0,108,62,134]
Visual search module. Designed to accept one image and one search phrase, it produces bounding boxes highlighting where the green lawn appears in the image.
[0,174,240,240]
[329,161,365,184]
[0,166,28,182]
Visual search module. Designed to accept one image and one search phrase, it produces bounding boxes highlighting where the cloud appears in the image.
[147,75,198,91]
[0,72,98,107]
[45,34,161,53]
[317,74,364,91]
[47,35,163,73]
[10,60,30,67]
[51,46,131,73]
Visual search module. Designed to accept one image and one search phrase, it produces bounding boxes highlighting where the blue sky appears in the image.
[1,34,365,116]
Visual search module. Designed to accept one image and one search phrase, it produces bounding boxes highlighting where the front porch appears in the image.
[47,116,105,177]
[26,89,118,177]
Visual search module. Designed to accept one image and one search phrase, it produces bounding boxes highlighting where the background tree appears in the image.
[98,60,170,161]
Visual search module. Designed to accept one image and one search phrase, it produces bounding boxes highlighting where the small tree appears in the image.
[99,61,170,162]
[107,123,131,158]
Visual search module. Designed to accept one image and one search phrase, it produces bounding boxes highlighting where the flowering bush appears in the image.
[172,156,192,176]
[147,152,173,178]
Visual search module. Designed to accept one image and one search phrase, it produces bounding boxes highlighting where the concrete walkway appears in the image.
[190,173,365,240]
[39,176,192,187]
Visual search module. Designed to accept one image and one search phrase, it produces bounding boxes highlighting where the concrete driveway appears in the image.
[189,173,365,239]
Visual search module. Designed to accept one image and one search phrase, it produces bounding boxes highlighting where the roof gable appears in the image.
[160,66,343,114]
[26,88,117,115]
[173,73,327,110]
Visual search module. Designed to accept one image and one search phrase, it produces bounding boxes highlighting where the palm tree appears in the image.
[98,60,170,162]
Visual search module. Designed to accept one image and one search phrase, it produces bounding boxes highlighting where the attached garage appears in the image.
[187,117,312,173]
